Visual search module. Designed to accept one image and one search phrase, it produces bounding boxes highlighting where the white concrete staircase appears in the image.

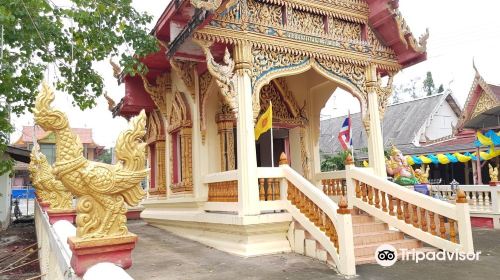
[288,208,428,266]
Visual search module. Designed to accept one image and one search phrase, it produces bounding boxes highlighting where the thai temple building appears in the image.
[100,0,479,274]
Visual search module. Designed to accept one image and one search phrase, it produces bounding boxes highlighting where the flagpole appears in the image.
[349,110,354,160]
[270,101,274,167]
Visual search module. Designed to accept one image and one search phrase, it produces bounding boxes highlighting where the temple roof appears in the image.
[114,0,428,118]
[455,65,500,131]
[320,93,460,157]
[12,126,103,148]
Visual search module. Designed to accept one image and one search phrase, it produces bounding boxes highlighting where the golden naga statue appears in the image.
[29,143,73,210]
[386,146,420,186]
[489,164,498,182]
[28,145,51,202]
[33,83,147,239]
[414,165,430,184]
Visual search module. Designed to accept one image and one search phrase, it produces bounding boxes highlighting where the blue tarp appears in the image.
[12,189,36,199]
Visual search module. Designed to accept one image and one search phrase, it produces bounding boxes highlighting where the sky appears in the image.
[10,0,500,147]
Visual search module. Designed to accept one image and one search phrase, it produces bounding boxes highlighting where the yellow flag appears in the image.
[255,104,272,140]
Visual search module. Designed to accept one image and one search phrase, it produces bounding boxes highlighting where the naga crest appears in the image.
[33,82,69,131]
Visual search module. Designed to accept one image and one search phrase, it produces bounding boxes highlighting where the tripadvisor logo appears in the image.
[375,244,397,267]
[375,244,481,267]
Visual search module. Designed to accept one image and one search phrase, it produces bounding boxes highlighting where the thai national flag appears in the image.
[337,115,352,150]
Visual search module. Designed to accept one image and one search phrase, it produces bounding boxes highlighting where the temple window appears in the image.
[168,92,193,194]
[145,110,167,195]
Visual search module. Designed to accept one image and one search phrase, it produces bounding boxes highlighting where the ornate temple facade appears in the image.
[105,0,478,274]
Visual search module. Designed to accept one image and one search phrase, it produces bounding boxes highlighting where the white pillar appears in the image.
[234,43,260,216]
[365,65,386,178]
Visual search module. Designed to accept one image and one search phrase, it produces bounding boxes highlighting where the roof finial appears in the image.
[472,57,479,76]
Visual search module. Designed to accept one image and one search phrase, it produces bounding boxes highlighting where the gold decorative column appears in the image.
[365,64,388,178]
[216,109,236,171]
[156,141,167,194]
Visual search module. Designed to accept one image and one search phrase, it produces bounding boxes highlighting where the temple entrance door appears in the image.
[256,128,290,167]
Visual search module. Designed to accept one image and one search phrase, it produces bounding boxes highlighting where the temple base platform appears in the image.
[141,199,292,257]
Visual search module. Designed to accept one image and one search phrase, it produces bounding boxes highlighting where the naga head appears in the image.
[33,82,68,132]
[29,143,41,180]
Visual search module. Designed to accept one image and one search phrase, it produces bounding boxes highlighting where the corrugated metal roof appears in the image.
[320,94,448,156]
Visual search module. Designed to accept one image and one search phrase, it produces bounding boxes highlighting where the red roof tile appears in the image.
[15,126,99,146]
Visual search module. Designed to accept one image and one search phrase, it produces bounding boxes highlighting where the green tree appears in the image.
[423,71,435,96]
[437,84,444,93]
[321,150,350,172]
[97,148,112,164]
[0,0,159,174]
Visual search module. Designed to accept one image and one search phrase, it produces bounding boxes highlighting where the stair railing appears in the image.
[275,155,356,276]
[345,163,474,254]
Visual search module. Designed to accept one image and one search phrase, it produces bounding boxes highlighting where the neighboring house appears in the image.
[320,92,462,157]
[11,126,104,187]
[1,146,30,229]
[413,67,500,185]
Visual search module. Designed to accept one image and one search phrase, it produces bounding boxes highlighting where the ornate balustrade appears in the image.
[346,165,474,253]
[281,164,355,276]
[429,185,499,214]
[204,170,239,203]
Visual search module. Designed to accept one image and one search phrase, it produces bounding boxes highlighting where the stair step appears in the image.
[352,215,375,224]
[355,239,421,258]
[354,230,404,246]
[352,221,387,234]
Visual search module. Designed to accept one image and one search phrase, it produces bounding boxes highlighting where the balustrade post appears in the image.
[336,197,356,276]
[455,190,474,253]
[491,186,500,214]
[344,155,355,209]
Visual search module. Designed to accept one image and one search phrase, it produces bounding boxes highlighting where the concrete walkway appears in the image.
[128,220,499,280]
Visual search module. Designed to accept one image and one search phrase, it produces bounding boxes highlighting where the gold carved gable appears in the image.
[168,92,192,132]
[471,90,497,120]
[142,73,172,119]
[259,78,303,125]
[146,110,165,143]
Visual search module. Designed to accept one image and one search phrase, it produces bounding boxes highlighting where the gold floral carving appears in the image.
[299,127,311,179]
[191,0,222,11]
[170,59,196,98]
[33,83,147,239]
[374,72,395,120]
[471,91,497,119]
[251,47,309,90]
[199,71,214,143]
[328,18,360,41]
[141,73,172,119]
[195,40,238,113]
[288,9,324,35]
[248,0,282,27]
[259,0,369,23]
[315,57,366,93]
